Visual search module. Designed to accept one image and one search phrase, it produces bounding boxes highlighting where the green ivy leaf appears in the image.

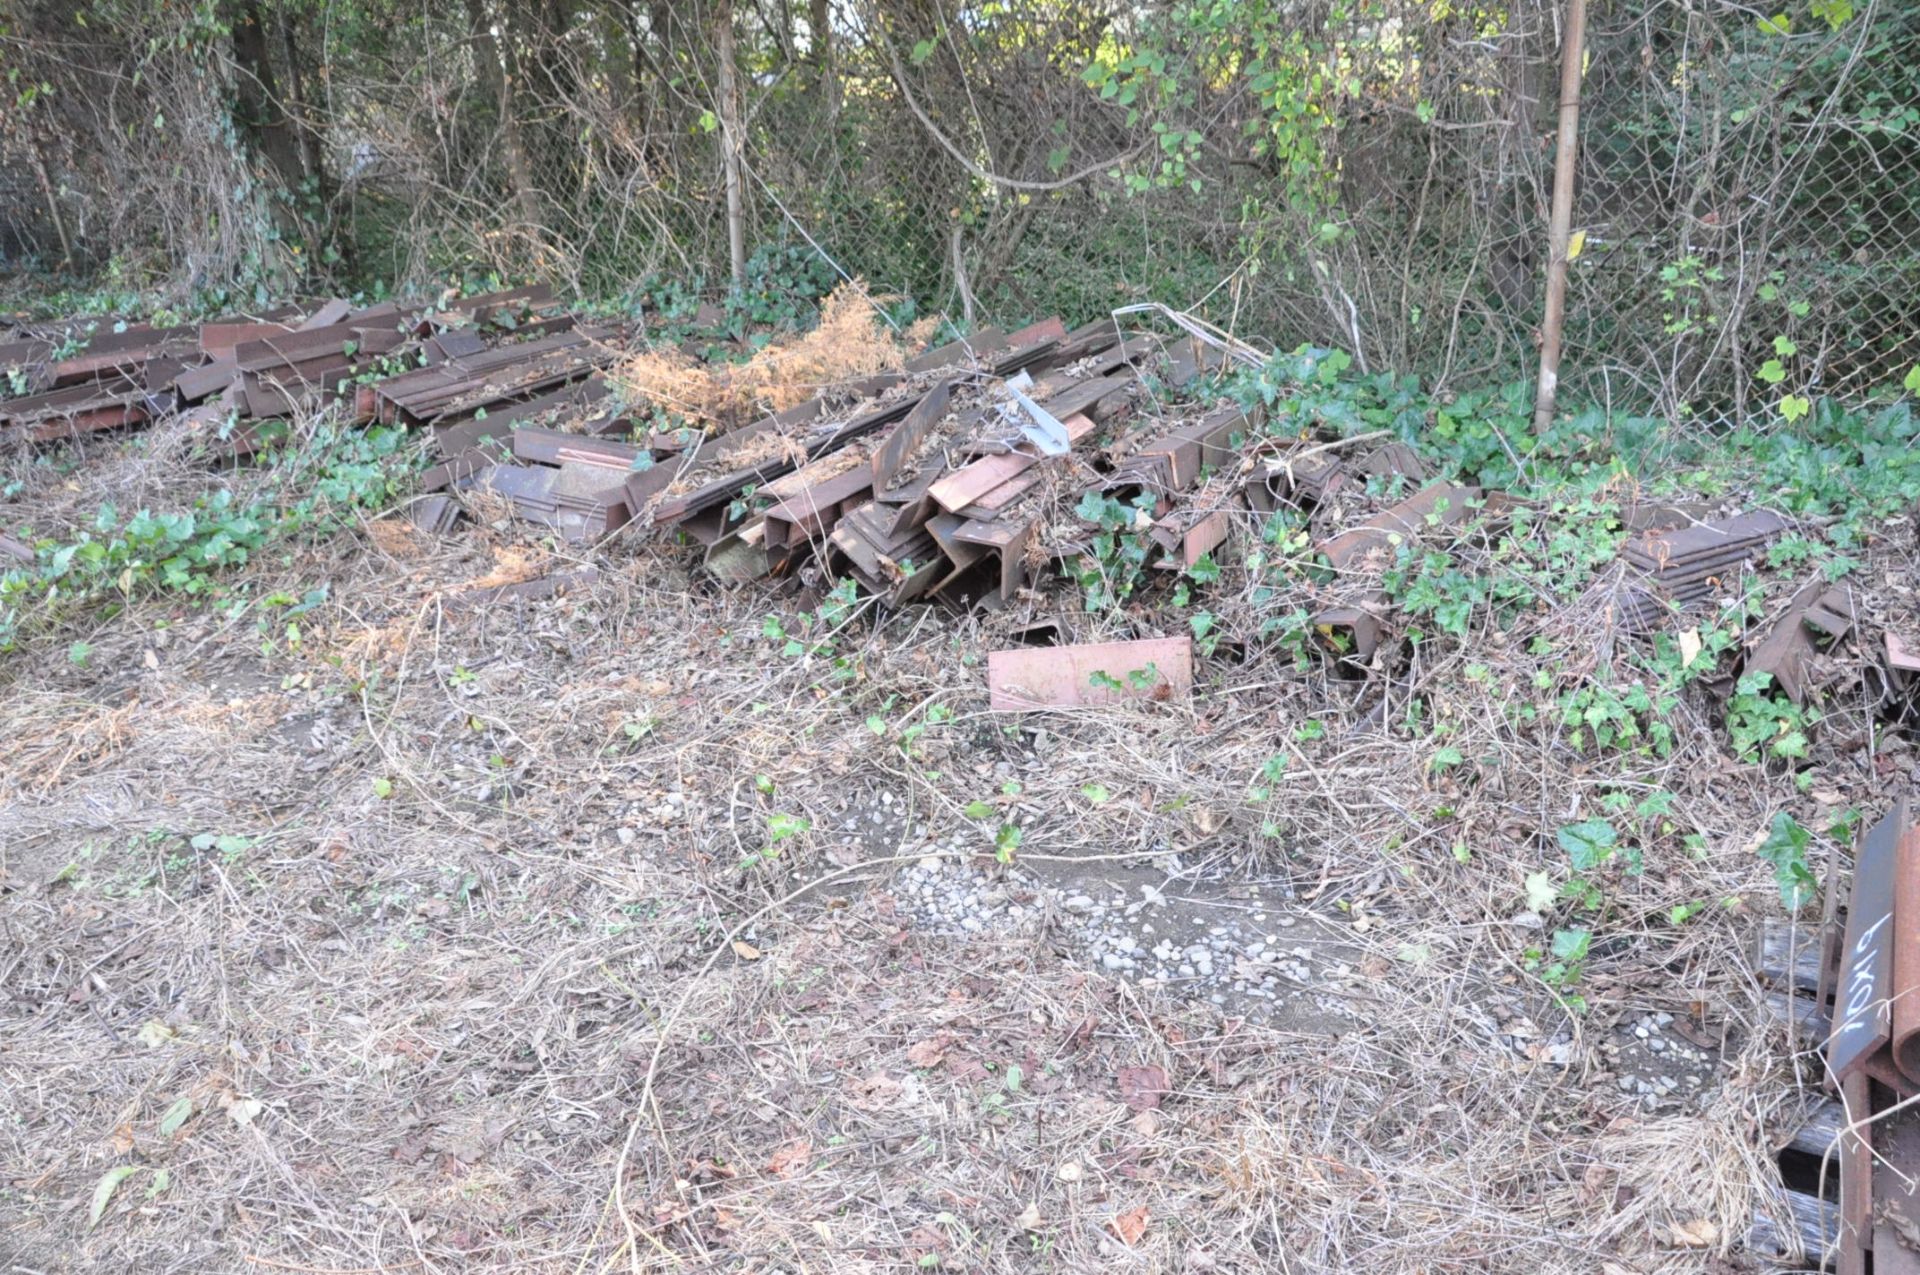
[767,813,810,842]
[1757,358,1786,385]
[1757,812,1817,910]
[1811,0,1854,30]
[1550,927,1592,962]
[1557,818,1619,871]
[1904,364,1920,394]
[1780,393,1811,422]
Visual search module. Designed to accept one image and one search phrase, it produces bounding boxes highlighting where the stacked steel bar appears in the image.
[643,322,1069,556]
[821,325,1185,607]
[616,316,1349,612]
[1617,509,1788,628]
[231,307,410,419]
[0,286,585,457]
[369,323,616,428]
[459,427,663,542]
[0,320,202,446]
[618,318,1491,616]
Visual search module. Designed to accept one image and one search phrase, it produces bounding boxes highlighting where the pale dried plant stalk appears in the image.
[614,281,935,432]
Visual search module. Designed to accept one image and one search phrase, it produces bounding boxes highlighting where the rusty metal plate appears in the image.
[872,377,953,493]
[987,637,1193,711]
[904,326,1009,374]
[1621,509,1787,572]
[1890,633,1920,676]
[1318,482,1480,571]
[1895,821,1920,1085]
[1746,576,1854,704]
[1873,1100,1920,1274]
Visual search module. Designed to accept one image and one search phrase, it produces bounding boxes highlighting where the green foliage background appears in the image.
[0,0,1915,416]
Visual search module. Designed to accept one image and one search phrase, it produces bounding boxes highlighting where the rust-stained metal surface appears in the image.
[1830,800,1908,1089]
[1791,801,1920,1274]
[407,495,464,535]
[1318,482,1480,571]
[445,564,599,610]
[1615,509,1789,628]
[1744,574,1858,703]
[1893,818,1920,1084]
[1890,632,1920,691]
[1873,1102,1920,1274]
[987,637,1193,710]
[1839,1070,1870,1275]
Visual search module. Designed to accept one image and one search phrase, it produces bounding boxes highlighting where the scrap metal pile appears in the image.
[4,291,1918,709]
[636,318,1259,608]
[405,313,1276,618]
[0,284,625,457]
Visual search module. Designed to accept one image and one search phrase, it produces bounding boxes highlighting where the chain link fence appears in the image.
[2,0,1914,418]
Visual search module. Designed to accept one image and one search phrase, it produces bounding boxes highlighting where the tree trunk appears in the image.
[465,0,543,236]
[277,11,326,194]
[611,0,644,128]
[809,0,837,117]
[714,0,747,289]
[229,0,307,196]
[1532,0,1588,435]
[28,137,72,266]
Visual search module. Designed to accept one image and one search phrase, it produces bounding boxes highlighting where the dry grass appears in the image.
[613,282,938,432]
[0,420,1874,1274]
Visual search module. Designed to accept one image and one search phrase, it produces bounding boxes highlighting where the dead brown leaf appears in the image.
[946,1054,990,1084]
[1670,1217,1719,1247]
[766,1139,811,1179]
[847,1072,903,1110]
[906,1033,954,1068]
[1117,1065,1170,1111]
[1111,1205,1150,1246]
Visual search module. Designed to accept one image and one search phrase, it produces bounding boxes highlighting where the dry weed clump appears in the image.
[613,281,936,431]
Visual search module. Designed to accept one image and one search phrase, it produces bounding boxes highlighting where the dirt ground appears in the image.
[0,429,1862,1273]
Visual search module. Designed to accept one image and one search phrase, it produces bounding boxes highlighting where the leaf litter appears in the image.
[0,394,1899,1273]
